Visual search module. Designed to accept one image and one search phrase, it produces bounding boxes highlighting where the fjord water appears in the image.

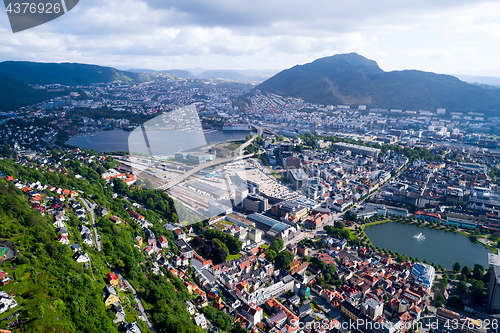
[66,129,250,153]
[364,222,490,269]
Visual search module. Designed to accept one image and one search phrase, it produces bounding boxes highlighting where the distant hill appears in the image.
[198,69,278,83]
[166,70,195,78]
[0,75,60,112]
[454,74,500,87]
[127,68,277,82]
[198,70,250,81]
[257,53,500,114]
[0,61,149,86]
[127,68,195,78]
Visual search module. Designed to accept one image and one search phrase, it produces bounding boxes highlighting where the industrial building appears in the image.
[287,168,308,190]
[247,213,296,240]
[243,194,269,213]
[235,187,249,207]
[175,152,214,165]
[332,142,381,157]
[186,180,227,200]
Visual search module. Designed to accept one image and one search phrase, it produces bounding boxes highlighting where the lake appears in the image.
[66,129,250,153]
[363,222,490,269]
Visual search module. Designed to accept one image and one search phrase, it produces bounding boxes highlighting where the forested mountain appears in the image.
[0,75,60,111]
[0,61,149,86]
[257,53,500,114]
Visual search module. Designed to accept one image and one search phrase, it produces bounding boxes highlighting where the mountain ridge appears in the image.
[256,53,500,114]
[0,61,149,86]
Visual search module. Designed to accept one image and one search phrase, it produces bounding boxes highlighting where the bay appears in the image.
[66,129,250,153]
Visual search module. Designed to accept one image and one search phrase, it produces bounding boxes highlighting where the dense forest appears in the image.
[0,155,208,332]
[0,75,62,112]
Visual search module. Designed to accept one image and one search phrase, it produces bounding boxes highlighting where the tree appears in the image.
[470,279,486,302]
[113,177,129,194]
[192,221,203,232]
[462,266,471,277]
[202,306,232,331]
[396,254,407,263]
[225,236,243,255]
[214,239,230,257]
[191,237,205,249]
[204,229,242,255]
[473,264,484,281]
[269,237,284,253]
[483,268,492,284]
[456,281,468,294]
[335,221,345,229]
[213,248,227,264]
[438,278,448,290]
[435,293,445,307]
[447,295,464,310]
[265,249,277,262]
[275,251,294,271]
[453,262,461,273]
[231,322,248,333]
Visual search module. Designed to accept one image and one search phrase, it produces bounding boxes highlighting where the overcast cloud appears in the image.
[0,0,500,75]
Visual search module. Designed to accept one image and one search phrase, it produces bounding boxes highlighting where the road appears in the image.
[158,153,254,190]
[154,125,262,191]
[234,124,263,156]
[119,273,157,333]
[81,198,102,252]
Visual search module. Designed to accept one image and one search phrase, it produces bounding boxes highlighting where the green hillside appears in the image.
[257,53,500,114]
[0,158,203,333]
[0,61,150,86]
[0,75,60,112]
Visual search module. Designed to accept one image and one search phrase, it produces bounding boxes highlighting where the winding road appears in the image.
[118,272,157,333]
[81,198,102,252]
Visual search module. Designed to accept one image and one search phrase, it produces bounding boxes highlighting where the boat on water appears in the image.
[413,232,425,241]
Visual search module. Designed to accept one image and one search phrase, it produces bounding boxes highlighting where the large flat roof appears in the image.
[489,253,500,267]
[332,142,381,153]
[289,168,308,181]
[248,213,290,232]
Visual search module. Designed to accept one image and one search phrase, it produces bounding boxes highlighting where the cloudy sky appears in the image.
[1,0,500,75]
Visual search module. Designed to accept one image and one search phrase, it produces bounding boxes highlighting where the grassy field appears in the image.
[227,254,241,261]
[226,141,244,151]
[360,219,391,229]
[348,230,358,239]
